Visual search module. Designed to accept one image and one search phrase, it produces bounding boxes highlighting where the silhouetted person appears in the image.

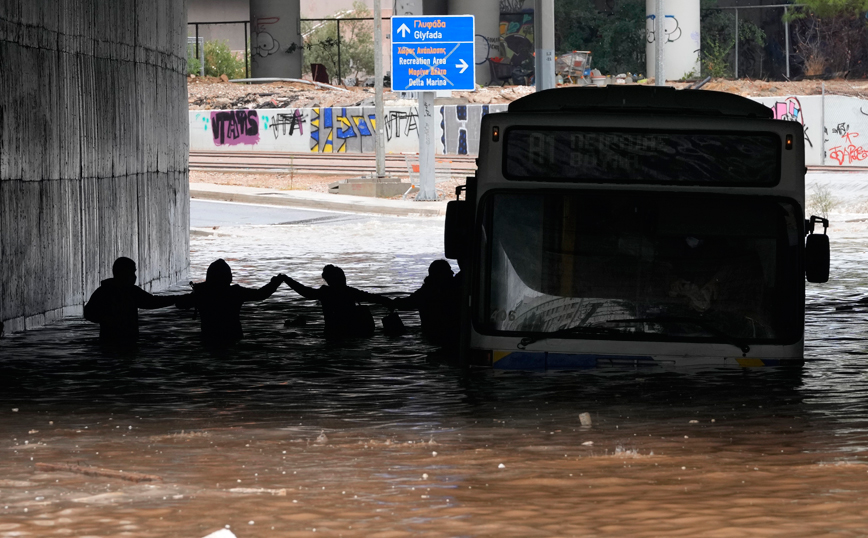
[83,257,179,344]
[176,259,283,345]
[282,265,392,340]
[393,259,460,348]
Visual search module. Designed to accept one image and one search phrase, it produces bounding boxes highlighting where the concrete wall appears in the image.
[753,95,868,167]
[0,0,190,333]
[190,104,508,154]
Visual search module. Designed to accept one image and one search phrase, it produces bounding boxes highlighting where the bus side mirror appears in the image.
[445,200,468,260]
[805,216,830,283]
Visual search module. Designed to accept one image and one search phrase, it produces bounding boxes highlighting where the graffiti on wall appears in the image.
[253,17,281,58]
[384,109,418,142]
[646,14,682,44]
[310,107,378,153]
[211,110,260,146]
[499,12,534,76]
[440,104,507,155]
[828,123,868,166]
[263,109,306,139]
[769,96,813,148]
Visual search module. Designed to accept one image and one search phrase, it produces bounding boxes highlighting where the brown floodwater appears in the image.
[3,214,868,537]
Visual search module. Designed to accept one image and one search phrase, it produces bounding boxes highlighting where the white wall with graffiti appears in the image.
[190,104,509,155]
[191,97,868,166]
[752,95,868,167]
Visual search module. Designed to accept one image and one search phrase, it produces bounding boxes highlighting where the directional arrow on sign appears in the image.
[456,58,469,74]
[397,23,411,38]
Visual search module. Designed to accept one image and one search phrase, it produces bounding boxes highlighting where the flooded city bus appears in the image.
[446,86,830,369]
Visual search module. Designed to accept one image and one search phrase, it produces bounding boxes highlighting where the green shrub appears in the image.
[204,40,245,79]
[187,56,202,76]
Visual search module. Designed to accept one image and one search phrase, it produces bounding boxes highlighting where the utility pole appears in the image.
[655,0,665,86]
[534,0,556,91]
[373,0,386,178]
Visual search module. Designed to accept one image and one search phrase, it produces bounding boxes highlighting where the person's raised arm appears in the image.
[282,275,325,300]
[239,274,284,302]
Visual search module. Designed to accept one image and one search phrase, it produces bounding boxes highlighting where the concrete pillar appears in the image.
[0,0,189,333]
[645,0,700,82]
[448,0,500,86]
[250,0,302,79]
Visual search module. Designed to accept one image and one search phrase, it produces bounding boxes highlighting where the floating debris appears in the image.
[35,462,162,483]
[229,487,287,496]
[315,431,328,444]
[579,412,592,427]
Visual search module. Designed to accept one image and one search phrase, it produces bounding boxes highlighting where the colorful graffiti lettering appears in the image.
[828,125,868,165]
[310,108,376,152]
[770,96,813,148]
[211,110,259,146]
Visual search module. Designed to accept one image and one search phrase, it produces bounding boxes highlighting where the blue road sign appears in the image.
[391,15,475,92]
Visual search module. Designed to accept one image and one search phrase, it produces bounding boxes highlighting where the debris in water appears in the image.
[579,412,592,427]
[432,451,438,457]
[229,487,287,496]
[12,408,18,412]
[582,441,594,446]
[315,431,328,444]
[35,462,162,483]
[498,463,506,469]
[422,473,428,479]
[689,420,699,424]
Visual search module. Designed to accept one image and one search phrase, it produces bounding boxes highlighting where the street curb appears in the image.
[190,187,447,217]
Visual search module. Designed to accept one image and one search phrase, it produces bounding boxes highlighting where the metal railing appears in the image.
[707,3,806,80]
[188,20,250,79]
[188,17,391,84]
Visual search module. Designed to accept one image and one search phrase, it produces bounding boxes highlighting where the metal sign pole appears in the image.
[417,91,437,200]
[373,0,386,178]
[655,0,665,86]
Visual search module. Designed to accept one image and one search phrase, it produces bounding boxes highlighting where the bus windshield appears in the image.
[476,192,803,344]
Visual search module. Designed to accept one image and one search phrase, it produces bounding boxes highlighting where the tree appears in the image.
[699,2,766,79]
[786,0,868,77]
[555,0,646,76]
[302,1,375,84]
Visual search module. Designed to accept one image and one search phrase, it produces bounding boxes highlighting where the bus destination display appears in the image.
[504,128,781,185]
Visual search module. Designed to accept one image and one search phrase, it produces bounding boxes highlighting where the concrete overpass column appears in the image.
[250,0,302,79]
[448,0,500,87]
[645,0,700,83]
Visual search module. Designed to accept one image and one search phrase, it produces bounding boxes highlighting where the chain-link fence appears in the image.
[187,21,249,79]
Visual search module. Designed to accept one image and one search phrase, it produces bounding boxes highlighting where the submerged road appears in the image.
[3,181,868,536]
[190,199,353,228]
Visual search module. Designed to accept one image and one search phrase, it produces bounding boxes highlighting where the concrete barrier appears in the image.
[190,104,509,155]
[1,0,190,333]
[191,96,868,168]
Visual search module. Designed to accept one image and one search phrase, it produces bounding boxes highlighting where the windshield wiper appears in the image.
[606,317,751,355]
[517,325,624,350]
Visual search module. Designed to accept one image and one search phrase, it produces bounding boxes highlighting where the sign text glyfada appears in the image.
[391,15,475,92]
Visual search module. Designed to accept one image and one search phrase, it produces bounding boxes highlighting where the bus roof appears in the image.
[508,86,773,119]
